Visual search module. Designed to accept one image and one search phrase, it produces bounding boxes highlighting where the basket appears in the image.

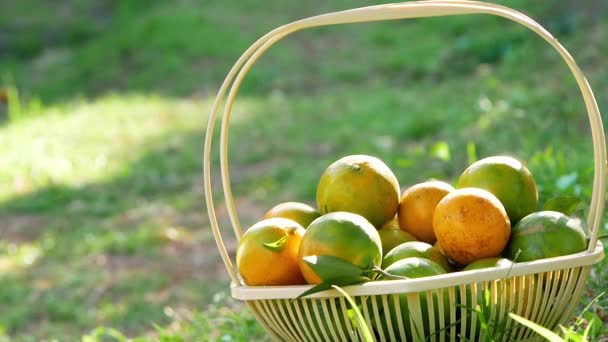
[203,1,606,341]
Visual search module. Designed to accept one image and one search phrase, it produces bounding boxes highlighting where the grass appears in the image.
[0,0,607,340]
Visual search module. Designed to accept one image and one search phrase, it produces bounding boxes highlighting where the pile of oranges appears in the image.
[236,154,587,287]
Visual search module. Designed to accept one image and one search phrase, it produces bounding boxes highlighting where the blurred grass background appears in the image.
[0,0,607,340]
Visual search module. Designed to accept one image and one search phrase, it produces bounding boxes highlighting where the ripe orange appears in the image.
[398,181,454,244]
[457,156,538,223]
[262,201,320,228]
[236,218,306,286]
[505,211,587,262]
[433,188,511,266]
[316,155,400,228]
[381,241,453,272]
[378,218,417,256]
[298,212,382,284]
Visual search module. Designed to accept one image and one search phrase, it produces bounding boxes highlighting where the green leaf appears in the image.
[476,304,488,331]
[332,285,375,342]
[542,196,582,216]
[263,235,288,252]
[581,320,593,341]
[509,313,564,342]
[582,312,602,338]
[556,172,578,191]
[302,255,366,281]
[295,276,369,299]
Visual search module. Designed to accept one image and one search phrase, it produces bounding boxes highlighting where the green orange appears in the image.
[457,155,538,223]
[298,212,382,284]
[463,257,513,271]
[505,210,587,262]
[236,218,306,286]
[378,218,417,256]
[262,201,320,228]
[381,241,453,272]
[381,257,446,279]
[316,154,400,228]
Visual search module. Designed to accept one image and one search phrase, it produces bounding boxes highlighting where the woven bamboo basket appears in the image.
[203,1,606,341]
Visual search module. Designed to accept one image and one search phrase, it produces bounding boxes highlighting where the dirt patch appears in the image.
[0,214,49,243]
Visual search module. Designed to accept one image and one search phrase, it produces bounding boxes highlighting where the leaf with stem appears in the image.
[302,255,366,280]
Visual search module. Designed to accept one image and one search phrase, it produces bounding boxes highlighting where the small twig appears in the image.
[372,266,409,280]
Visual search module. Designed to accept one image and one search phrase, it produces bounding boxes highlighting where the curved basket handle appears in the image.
[204,0,606,285]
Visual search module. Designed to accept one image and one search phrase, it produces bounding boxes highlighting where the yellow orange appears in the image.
[433,188,511,266]
[236,218,306,286]
[316,155,400,228]
[262,201,320,228]
[398,180,454,243]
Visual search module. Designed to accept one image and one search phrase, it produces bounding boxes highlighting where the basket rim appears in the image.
[231,242,604,300]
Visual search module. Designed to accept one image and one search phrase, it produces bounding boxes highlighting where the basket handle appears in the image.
[204,0,606,285]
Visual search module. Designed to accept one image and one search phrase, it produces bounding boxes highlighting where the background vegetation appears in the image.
[0,0,606,340]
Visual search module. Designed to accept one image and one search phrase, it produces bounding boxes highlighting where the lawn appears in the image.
[0,0,607,340]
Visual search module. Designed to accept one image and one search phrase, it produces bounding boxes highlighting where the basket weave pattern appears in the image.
[204,1,606,341]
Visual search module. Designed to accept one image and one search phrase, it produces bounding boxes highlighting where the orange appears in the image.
[380,257,446,279]
[378,218,417,256]
[433,188,511,266]
[236,218,306,286]
[462,257,513,271]
[457,156,538,223]
[298,212,382,284]
[262,201,320,228]
[505,210,587,262]
[316,154,400,228]
[381,241,453,272]
[398,181,454,243]
[434,240,446,256]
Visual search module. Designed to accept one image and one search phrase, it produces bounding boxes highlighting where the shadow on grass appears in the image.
[0,126,267,338]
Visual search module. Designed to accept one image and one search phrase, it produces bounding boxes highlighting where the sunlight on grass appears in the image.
[0,93,268,206]
[0,242,42,274]
[1,94,210,204]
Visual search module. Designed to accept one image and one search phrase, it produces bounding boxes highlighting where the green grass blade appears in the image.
[509,313,563,342]
[581,320,593,342]
[332,285,375,342]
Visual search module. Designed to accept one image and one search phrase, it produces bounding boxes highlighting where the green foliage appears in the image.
[543,196,583,216]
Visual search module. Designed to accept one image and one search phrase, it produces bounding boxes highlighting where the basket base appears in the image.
[248,266,589,341]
